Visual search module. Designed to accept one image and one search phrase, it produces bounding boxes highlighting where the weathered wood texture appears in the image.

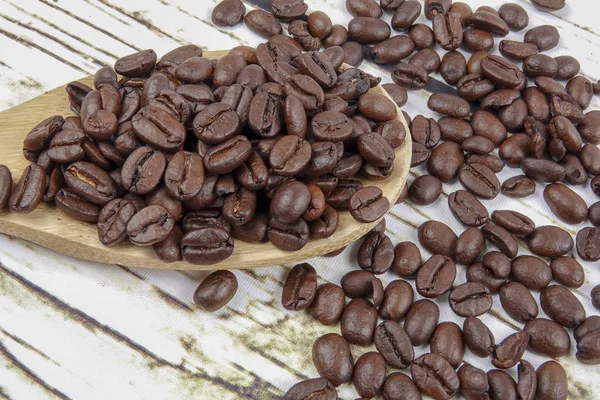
[0,61,411,270]
[0,1,599,399]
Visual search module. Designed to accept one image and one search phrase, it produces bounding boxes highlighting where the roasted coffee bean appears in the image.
[525,25,560,51]
[411,353,459,399]
[357,132,395,168]
[463,29,494,52]
[375,120,406,149]
[212,0,245,26]
[511,255,552,290]
[449,2,473,26]
[374,320,414,369]
[515,360,537,400]
[463,316,495,358]
[323,24,348,48]
[66,82,92,116]
[440,51,467,85]
[193,270,238,312]
[457,73,495,101]
[491,210,534,238]
[126,205,174,246]
[341,298,378,346]
[541,285,586,328]
[418,220,458,258]
[467,251,511,293]
[532,0,565,10]
[471,110,507,146]
[281,263,317,311]
[458,363,489,400]
[163,151,204,201]
[521,158,566,183]
[449,282,492,317]
[592,175,600,197]
[268,136,311,177]
[575,316,600,343]
[23,115,64,161]
[231,213,268,243]
[204,135,251,174]
[115,50,156,79]
[410,142,429,167]
[341,270,383,307]
[405,299,439,346]
[382,373,421,400]
[312,333,353,387]
[523,54,558,78]
[536,76,567,96]
[409,23,435,50]
[47,129,85,164]
[500,281,538,323]
[431,322,464,369]
[347,17,390,44]
[309,283,345,326]
[480,55,522,88]
[408,175,442,205]
[487,369,517,400]
[581,143,600,176]
[270,180,311,224]
[392,62,429,89]
[358,231,394,274]
[54,188,100,222]
[433,12,464,51]
[577,329,600,364]
[0,165,12,209]
[410,48,441,73]
[427,142,464,182]
[392,241,421,277]
[543,183,587,224]
[358,93,397,122]
[381,83,408,108]
[283,378,336,400]
[499,40,539,61]
[391,1,422,31]
[338,41,362,66]
[377,280,412,321]
[423,0,451,19]
[411,115,441,148]
[466,154,504,174]
[9,164,45,213]
[527,226,573,257]
[245,9,282,38]
[462,136,494,155]
[438,117,473,144]
[326,179,361,209]
[416,255,456,298]
[63,161,118,206]
[499,3,529,31]
[455,228,485,265]
[549,256,584,289]
[458,163,500,199]
[468,10,510,35]
[525,318,571,357]
[555,55,581,81]
[153,225,182,263]
[481,223,518,259]
[535,361,568,400]
[501,175,535,198]
[352,352,386,398]
[428,93,470,118]
[493,331,530,369]
[551,92,585,123]
[449,190,489,227]
[182,226,234,264]
[268,217,309,251]
[349,186,389,223]
[371,35,415,65]
[121,146,166,195]
[560,154,587,185]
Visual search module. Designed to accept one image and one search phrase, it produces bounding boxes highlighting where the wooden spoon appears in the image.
[0,50,411,270]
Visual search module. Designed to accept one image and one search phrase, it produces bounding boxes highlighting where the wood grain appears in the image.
[0,50,412,270]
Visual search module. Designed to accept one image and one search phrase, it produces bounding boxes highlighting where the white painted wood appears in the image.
[0,1,599,399]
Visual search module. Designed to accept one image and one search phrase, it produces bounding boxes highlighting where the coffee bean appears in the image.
[182,226,234,264]
[392,241,421,277]
[416,255,456,298]
[327,179,362,209]
[493,331,530,369]
[480,55,523,88]
[449,282,492,317]
[352,352,386,398]
[462,136,494,155]
[97,198,136,246]
[54,189,100,222]
[487,369,517,400]
[410,48,441,73]
[499,282,538,322]
[458,163,500,199]
[9,164,45,213]
[469,251,511,293]
[47,129,85,164]
[428,93,470,118]
[499,3,529,31]
[463,316,495,358]
[341,298,378,346]
[245,9,282,38]
[577,328,600,364]
[391,1,422,31]
[541,284,586,328]
[312,333,353,387]
[501,175,536,198]
[411,353,459,399]
[523,54,558,78]
[382,373,421,400]
[126,205,174,246]
[404,299,439,346]
[281,263,317,311]
[121,146,166,195]
[455,228,485,265]
[418,220,458,258]
[482,223,518,259]
[0,165,12,210]
[543,183,587,225]
[491,210,534,238]
[532,0,565,11]
[309,283,345,326]
[525,318,571,358]
[358,231,394,274]
[527,226,573,257]
[377,280,412,321]
[392,62,429,89]
[458,363,489,400]
[449,190,489,227]
[350,186,390,223]
[358,132,395,168]
[439,51,467,86]
[463,28,494,52]
[521,158,566,183]
[430,322,464,369]
[412,115,441,148]
[340,270,384,306]
[193,270,238,312]
[212,0,246,26]
[374,320,414,369]
[375,120,406,149]
[371,35,415,65]
[348,17,391,44]
[512,255,552,290]
[457,73,495,101]
[283,377,336,400]
[468,10,510,35]
[152,224,182,263]
[551,92,585,124]
[525,25,560,51]
[408,175,442,205]
[433,12,464,51]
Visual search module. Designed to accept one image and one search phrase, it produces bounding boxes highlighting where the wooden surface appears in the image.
[0,1,599,400]
[0,49,411,270]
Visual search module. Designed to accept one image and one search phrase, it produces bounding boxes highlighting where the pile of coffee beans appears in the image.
[217,0,600,399]
[0,41,408,265]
